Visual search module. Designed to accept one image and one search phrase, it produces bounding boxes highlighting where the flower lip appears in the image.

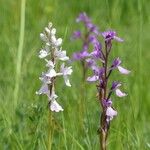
[117,66,131,74]
[106,107,117,122]
[50,100,64,112]
[115,89,127,97]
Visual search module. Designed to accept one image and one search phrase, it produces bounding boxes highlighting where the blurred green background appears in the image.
[0,0,150,149]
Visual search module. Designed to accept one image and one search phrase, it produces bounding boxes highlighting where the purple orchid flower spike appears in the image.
[71,12,101,81]
[71,13,130,150]
[85,28,130,149]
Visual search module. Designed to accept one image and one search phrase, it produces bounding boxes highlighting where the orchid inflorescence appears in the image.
[71,12,101,80]
[87,30,130,121]
[36,22,73,112]
[72,13,131,149]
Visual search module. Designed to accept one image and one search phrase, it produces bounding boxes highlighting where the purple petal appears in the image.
[72,50,89,60]
[72,31,81,39]
[86,58,96,67]
[90,42,102,59]
[86,22,99,34]
[111,58,122,69]
[111,81,121,90]
[83,44,88,51]
[72,52,81,60]
[102,99,112,107]
[76,12,90,23]
[102,30,116,40]
[102,30,123,42]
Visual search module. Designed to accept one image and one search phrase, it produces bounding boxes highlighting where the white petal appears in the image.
[55,38,62,46]
[51,28,56,35]
[39,50,48,58]
[106,107,117,121]
[51,35,57,43]
[56,72,63,76]
[64,76,71,87]
[39,72,51,84]
[46,69,57,78]
[45,60,55,68]
[66,67,73,75]
[59,56,69,61]
[114,36,124,42]
[118,66,131,74]
[50,100,63,112]
[61,64,73,75]
[55,50,69,61]
[115,88,127,97]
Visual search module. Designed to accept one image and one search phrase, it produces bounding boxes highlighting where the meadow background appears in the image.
[0,0,150,149]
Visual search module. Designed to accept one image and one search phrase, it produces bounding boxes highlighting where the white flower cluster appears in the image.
[36,22,73,112]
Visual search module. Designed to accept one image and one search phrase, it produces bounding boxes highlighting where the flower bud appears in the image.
[40,33,47,42]
[45,27,50,35]
[51,28,56,35]
[48,22,53,29]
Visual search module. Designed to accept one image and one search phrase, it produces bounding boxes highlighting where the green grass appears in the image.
[0,0,150,149]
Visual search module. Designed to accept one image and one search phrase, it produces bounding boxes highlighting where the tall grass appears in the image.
[14,0,26,108]
[0,0,150,149]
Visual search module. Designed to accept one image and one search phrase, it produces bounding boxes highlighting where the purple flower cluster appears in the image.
[87,30,130,121]
[71,12,100,62]
[86,29,130,149]
[72,13,130,124]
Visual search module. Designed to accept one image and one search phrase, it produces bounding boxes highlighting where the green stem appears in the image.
[48,111,53,150]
